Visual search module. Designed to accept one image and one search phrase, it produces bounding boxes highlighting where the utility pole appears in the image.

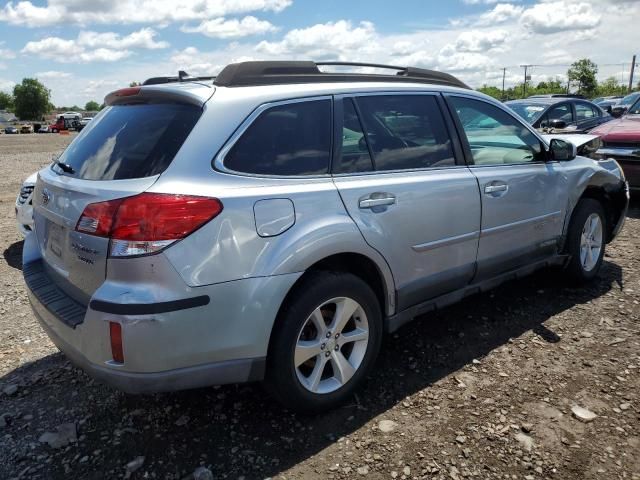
[502,68,506,99]
[629,55,637,93]
[520,64,534,97]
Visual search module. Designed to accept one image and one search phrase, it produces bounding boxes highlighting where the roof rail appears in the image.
[213,61,470,89]
[142,70,216,86]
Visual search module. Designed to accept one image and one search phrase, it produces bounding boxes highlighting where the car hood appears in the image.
[540,133,599,148]
[590,115,640,141]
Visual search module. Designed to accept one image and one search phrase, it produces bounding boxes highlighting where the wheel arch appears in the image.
[562,170,628,248]
[265,251,394,362]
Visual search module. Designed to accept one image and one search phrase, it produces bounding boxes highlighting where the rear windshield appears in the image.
[53,103,202,180]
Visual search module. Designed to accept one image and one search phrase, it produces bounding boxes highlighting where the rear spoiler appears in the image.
[104,85,214,107]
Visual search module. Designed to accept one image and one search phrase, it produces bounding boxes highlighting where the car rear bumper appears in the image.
[30,296,265,393]
[22,233,300,393]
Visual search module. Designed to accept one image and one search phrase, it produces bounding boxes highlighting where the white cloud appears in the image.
[0,41,16,59]
[463,0,508,4]
[77,28,168,49]
[83,79,119,95]
[256,20,377,59]
[477,3,524,25]
[21,28,167,63]
[454,29,508,52]
[520,1,600,33]
[0,0,291,27]
[35,70,73,79]
[182,16,276,39]
[0,78,15,92]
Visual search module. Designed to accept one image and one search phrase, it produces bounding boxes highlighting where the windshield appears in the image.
[53,103,202,180]
[505,103,546,124]
[620,92,640,106]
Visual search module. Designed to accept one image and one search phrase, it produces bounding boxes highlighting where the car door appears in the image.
[575,101,601,132]
[538,102,576,132]
[446,94,569,281]
[332,93,481,311]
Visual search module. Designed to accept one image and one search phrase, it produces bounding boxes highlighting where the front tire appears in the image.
[266,271,382,413]
[564,199,606,283]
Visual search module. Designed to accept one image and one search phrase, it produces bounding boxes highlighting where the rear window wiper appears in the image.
[55,161,75,174]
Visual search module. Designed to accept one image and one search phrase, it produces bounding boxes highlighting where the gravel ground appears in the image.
[1,133,639,480]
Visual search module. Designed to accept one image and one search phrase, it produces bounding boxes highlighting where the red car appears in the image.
[592,97,640,192]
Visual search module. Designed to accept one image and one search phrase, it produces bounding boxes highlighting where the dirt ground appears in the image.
[0,133,638,480]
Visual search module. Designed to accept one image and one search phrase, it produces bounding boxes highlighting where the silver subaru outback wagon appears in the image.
[24,61,628,412]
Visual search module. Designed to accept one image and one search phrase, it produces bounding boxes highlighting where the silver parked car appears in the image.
[24,61,629,412]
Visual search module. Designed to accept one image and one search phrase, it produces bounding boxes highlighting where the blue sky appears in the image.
[0,0,637,106]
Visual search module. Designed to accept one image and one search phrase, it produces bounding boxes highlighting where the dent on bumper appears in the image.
[32,301,265,393]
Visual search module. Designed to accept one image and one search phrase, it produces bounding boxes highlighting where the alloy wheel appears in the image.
[579,213,603,272]
[294,297,369,394]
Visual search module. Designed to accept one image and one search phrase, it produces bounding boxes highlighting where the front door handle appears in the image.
[359,194,396,209]
[484,183,508,195]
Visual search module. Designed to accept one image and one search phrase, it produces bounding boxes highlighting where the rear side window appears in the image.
[335,98,374,174]
[224,99,331,176]
[576,102,596,120]
[354,95,455,171]
[55,103,202,180]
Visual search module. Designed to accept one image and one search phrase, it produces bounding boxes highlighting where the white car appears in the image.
[540,133,601,157]
[16,172,37,236]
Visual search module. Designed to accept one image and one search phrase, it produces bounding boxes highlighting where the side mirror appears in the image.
[610,107,626,118]
[549,138,577,161]
[548,119,567,129]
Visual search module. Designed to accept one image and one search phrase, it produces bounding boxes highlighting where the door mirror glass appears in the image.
[548,119,567,129]
[549,138,577,161]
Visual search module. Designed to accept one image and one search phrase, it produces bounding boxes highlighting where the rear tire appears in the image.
[265,271,382,413]
[564,199,606,283]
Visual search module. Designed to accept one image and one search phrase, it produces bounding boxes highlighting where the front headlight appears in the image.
[581,137,602,158]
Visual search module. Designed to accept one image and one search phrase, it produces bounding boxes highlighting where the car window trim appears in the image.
[331,91,465,175]
[443,92,553,167]
[212,95,334,179]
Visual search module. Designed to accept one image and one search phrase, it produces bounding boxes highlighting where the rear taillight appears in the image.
[76,193,223,257]
[109,321,124,363]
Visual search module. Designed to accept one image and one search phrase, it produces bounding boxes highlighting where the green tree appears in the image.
[84,100,100,111]
[567,59,598,97]
[129,81,140,87]
[13,78,51,120]
[0,91,14,111]
[477,85,503,100]
[596,77,626,96]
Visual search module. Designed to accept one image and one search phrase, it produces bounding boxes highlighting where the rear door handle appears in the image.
[359,194,396,209]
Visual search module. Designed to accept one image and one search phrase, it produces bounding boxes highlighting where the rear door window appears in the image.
[224,99,331,176]
[334,98,374,174]
[54,103,202,180]
[354,95,455,171]
[575,102,596,121]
